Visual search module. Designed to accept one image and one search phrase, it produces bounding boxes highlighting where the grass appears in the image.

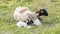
[0,0,60,34]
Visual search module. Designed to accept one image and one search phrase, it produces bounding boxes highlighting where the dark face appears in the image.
[38,8,48,16]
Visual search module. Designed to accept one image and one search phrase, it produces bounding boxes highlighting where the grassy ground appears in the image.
[0,0,60,34]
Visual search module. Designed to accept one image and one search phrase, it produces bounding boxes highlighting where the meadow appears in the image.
[0,0,60,34]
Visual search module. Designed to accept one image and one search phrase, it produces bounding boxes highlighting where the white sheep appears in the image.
[14,7,48,28]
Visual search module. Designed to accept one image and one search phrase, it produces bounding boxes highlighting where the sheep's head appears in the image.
[36,8,48,17]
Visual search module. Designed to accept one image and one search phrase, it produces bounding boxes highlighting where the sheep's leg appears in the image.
[17,21,32,28]
[33,18,42,27]
[22,23,32,28]
[27,19,33,25]
[16,21,27,27]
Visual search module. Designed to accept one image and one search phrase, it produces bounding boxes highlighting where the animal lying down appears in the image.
[16,14,42,28]
[14,7,48,28]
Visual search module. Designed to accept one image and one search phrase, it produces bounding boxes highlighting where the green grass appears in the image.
[0,0,60,34]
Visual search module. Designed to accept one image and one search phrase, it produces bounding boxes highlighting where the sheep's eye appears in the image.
[41,11,44,13]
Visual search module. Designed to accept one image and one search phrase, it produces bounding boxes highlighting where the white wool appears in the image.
[17,21,31,28]
[33,18,42,26]
[14,7,33,21]
[17,21,27,27]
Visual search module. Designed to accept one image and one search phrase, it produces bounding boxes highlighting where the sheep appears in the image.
[14,7,48,22]
[14,7,48,28]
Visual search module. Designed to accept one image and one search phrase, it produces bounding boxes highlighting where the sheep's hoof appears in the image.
[27,20,33,25]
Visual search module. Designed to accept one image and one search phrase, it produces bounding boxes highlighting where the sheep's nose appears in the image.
[46,13,48,16]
